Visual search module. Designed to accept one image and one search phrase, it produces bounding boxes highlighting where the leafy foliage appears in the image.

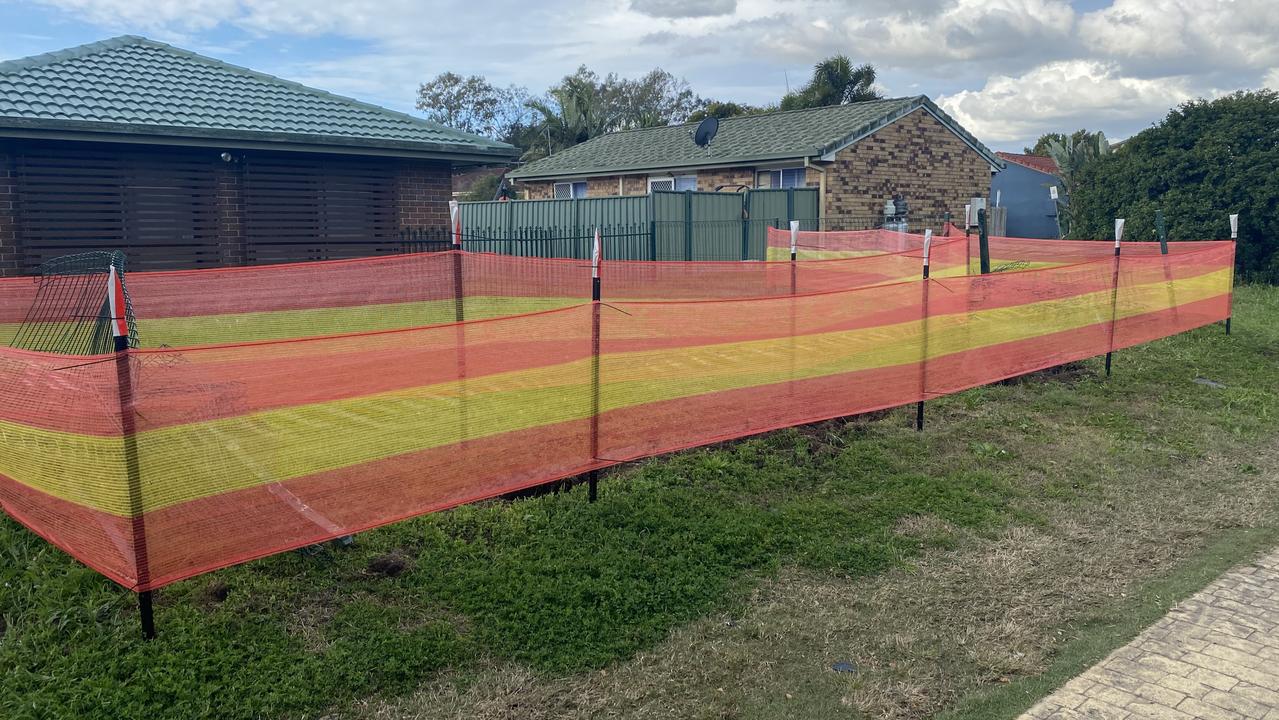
[1023,129,1098,157]
[415,72,533,141]
[1067,91,1279,281]
[1043,130,1110,236]
[780,55,881,111]
[417,56,879,160]
[520,66,703,160]
[688,100,764,122]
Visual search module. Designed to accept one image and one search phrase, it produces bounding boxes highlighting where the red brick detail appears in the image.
[0,149,19,278]
[215,163,245,266]
[397,160,452,230]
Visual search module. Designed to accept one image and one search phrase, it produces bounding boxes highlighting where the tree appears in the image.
[1024,129,1095,157]
[1043,130,1110,236]
[1067,90,1279,281]
[688,100,763,122]
[459,173,504,202]
[780,55,880,111]
[522,67,618,161]
[520,65,703,159]
[416,72,532,141]
[611,69,703,129]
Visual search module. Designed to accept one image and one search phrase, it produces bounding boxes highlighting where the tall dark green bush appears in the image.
[1068,90,1279,282]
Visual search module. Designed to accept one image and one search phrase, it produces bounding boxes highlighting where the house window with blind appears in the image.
[647,175,697,192]
[756,168,808,189]
[553,181,588,199]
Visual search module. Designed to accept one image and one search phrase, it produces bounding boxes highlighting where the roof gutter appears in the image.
[0,119,519,163]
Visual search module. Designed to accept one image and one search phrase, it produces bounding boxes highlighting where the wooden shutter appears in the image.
[13,143,221,272]
[242,154,401,264]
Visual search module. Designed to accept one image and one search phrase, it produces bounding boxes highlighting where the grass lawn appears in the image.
[2,285,1277,720]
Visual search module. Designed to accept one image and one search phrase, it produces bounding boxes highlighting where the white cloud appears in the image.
[22,0,1279,150]
[630,0,736,19]
[938,60,1196,143]
[1079,0,1279,75]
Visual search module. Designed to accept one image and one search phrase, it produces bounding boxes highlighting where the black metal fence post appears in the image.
[916,229,932,432]
[1105,219,1123,377]
[978,208,990,275]
[1227,213,1238,335]
[588,227,602,503]
[108,265,154,640]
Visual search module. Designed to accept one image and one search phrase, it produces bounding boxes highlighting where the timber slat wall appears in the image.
[243,154,400,264]
[14,144,221,272]
[2,141,436,274]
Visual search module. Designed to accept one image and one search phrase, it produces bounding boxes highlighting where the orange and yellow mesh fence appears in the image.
[0,233,1235,591]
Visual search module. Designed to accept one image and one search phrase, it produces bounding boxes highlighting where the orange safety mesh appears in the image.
[0,239,1235,591]
[766,225,933,259]
[2,242,970,349]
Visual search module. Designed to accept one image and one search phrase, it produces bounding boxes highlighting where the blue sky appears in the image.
[1,0,1274,151]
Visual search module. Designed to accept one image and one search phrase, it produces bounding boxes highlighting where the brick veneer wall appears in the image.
[824,107,990,222]
[0,149,16,277]
[396,159,452,229]
[215,162,246,267]
[697,168,755,191]
[518,169,759,199]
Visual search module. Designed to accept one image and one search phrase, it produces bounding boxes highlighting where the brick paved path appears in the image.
[1021,548,1279,720]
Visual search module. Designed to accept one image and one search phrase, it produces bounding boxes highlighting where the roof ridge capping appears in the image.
[0,35,518,157]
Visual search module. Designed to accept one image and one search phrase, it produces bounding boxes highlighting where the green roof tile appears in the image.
[0,36,517,160]
[508,95,1000,179]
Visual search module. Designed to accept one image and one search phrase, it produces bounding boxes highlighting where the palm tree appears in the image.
[1046,131,1110,236]
[522,76,616,161]
[781,56,881,110]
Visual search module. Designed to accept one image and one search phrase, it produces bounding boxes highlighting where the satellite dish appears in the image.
[693,117,719,150]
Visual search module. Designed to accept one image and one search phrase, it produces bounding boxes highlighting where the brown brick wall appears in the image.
[519,175,650,199]
[824,107,990,222]
[697,168,755,191]
[522,181,554,200]
[586,176,620,197]
[396,159,452,229]
[520,170,760,198]
[0,149,16,277]
[215,162,246,267]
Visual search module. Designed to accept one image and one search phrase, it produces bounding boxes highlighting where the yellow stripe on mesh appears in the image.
[0,296,581,349]
[0,268,1229,516]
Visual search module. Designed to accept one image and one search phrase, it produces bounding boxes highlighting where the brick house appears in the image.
[0,36,517,276]
[507,96,1001,225]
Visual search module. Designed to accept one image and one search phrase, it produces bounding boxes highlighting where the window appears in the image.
[756,168,807,189]
[647,175,697,192]
[553,181,588,199]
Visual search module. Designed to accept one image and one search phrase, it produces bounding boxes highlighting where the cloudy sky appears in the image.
[1,0,1274,151]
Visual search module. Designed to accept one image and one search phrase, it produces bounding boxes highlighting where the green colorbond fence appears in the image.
[459,189,818,261]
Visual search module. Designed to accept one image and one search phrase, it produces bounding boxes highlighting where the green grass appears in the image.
[2,285,1277,720]
[0,405,1022,719]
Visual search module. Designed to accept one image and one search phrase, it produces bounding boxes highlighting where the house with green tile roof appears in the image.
[0,35,518,274]
[508,96,1001,225]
